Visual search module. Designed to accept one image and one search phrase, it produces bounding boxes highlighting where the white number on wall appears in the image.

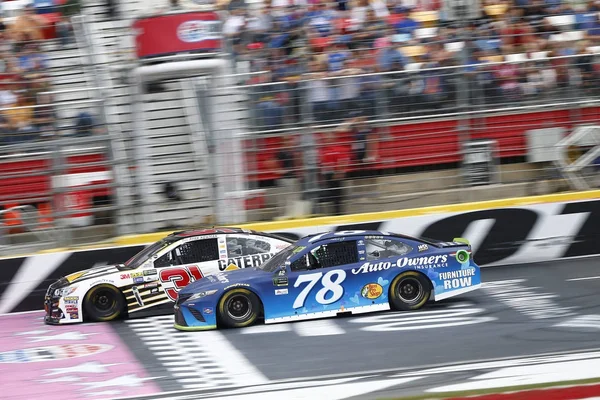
[293,269,347,309]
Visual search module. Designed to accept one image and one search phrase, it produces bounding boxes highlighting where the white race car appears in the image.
[44,227,293,324]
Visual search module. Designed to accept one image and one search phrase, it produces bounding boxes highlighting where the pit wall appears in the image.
[2,190,599,314]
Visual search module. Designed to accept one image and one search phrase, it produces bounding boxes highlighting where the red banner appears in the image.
[132,11,222,59]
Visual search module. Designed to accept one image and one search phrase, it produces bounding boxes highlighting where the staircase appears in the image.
[78,0,255,232]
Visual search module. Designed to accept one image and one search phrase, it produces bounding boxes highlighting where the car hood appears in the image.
[61,264,122,285]
[180,267,268,295]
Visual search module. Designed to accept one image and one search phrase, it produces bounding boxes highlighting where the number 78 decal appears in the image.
[293,269,347,309]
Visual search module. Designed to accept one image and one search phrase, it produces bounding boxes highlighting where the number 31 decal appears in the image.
[160,265,203,301]
[293,270,347,309]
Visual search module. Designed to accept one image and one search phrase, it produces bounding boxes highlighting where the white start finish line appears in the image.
[426,351,600,393]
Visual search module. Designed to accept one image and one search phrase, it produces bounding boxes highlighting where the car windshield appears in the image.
[120,237,177,270]
[256,244,297,272]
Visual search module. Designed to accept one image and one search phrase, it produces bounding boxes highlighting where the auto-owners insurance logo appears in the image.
[177,20,220,43]
[352,255,449,274]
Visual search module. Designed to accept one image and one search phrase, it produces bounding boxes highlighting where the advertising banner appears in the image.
[132,11,222,59]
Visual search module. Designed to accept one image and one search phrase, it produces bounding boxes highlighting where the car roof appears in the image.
[297,230,439,246]
[168,227,294,243]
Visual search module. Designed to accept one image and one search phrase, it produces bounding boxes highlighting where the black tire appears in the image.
[83,284,125,322]
[217,288,261,329]
[389,271,431,311]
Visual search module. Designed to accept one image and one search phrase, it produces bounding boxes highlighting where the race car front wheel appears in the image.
[218,288,261,329]
[84,284,125,322]
[389,271,431,311]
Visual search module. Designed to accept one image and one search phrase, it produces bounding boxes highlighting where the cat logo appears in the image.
[225,264,240,271]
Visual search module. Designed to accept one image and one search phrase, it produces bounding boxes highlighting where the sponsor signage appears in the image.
[132,11,222,59]
[0,344,113,363]
[218,253,275,271]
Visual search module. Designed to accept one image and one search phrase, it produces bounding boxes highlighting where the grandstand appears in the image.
[0,0,598,255]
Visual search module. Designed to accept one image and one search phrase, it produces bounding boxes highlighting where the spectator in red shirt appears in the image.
[319,131,349,215]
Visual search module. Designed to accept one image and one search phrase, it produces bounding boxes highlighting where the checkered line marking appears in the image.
[126,315,268,389]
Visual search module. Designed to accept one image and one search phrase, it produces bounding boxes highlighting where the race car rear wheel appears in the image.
[218,288,260,329]
[389,271,431,311]
[84,284,125,322]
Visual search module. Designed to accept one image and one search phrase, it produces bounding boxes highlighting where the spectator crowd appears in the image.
[220,0,600,129]
[0,0,98,146]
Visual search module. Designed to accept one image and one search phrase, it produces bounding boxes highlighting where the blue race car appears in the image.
[173,230,482,331]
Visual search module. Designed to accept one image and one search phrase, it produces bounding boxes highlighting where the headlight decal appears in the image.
[188,289,219,302]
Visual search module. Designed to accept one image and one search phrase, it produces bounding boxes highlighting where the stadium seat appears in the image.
[545,15,576,30]
[414,27,438,39]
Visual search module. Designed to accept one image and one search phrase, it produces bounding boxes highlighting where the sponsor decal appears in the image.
[159,265,204,301]
[65,271,85,283]
[133,277,144,284]
[292,246,305,254]
[53,287,77,297]
[69,311,78,319]
[418,244,429,252]
[361,283,383,299]
[358,250,365,255]
[275,288,288,295]
[220,249,227,254]
[273,276,288,287]
[275,243,290,250]
[91,279,115,286]
[441,268,476,289]
[131,272,143,278]
[150,287,159,294]
[203,307,213,314]
[131,286,144,306]
[120,274,130,280]
[143,269,157,276]
[351,255,449,274]
[224,283,250,290]
[365,235,384,240]
[63,296,78,304]
[177,20,219,43]
[216,274,229,284]
[218,253,275,271]
[142,282,159,289]
[358,240,364,245]
[0,344,113,363]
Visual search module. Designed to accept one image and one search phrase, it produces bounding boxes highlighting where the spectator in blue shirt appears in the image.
[393,9,420,37]
[377,37,409,72]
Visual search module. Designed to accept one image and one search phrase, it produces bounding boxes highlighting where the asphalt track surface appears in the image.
[3,256,600,400]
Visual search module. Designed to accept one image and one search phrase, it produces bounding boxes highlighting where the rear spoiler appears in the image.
[433,237,471,248]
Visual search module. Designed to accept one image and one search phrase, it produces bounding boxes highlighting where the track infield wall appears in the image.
[1,190,599,314]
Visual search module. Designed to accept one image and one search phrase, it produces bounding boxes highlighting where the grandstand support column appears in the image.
[181,77,217,222]
[192,78,218,223]
[207,71,252,224]
[456,2,474,193]
[298,81,319,215]
[130,71,153,233]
